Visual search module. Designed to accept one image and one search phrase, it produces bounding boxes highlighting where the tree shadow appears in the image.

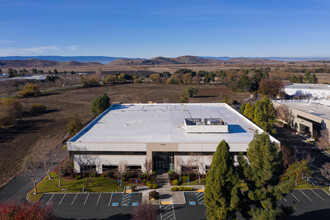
[288,208,330,220]
[0,119,52,143]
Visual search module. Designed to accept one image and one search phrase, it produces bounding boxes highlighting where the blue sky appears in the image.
[0,0,329,58]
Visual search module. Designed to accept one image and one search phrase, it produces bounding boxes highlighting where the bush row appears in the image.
[171,186,194,191]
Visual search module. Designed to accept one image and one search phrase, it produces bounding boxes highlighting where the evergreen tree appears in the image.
[243,103,255,120]
[205,140,241,220]
[91,94,110,116]
[238,133,295,220]
[253,96,277,134]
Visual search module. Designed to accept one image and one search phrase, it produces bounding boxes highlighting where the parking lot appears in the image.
[40,189,330,219]
[40,192,142,220]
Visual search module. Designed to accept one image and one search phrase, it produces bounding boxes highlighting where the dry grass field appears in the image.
[0,84,250,186]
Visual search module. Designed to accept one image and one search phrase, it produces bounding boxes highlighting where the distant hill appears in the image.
[0,59,101,68]
[108,55,223,66]
[0,56,135,64]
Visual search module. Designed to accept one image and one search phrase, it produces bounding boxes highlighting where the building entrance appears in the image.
[152,152,174,171]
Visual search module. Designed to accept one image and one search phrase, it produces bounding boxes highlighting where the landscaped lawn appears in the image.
[28,172,126,203]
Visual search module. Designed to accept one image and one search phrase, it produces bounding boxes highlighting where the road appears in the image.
[0,151,67,202]
[275,125,330,186]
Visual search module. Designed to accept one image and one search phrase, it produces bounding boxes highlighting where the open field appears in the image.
[0,84,250,187]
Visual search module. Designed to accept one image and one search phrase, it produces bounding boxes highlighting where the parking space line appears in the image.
[299,190,312,201]
[291,193,300,202]
[71,194,78,206]
[96,193,102,205]
[46,194,54,205]
[58,194,66,206]
[311,189,324,201]
[83,193,90,206]
[108,193,113,207]
[283,197,287,202]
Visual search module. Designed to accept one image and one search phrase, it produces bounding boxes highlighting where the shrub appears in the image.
[104,75,117,85]
[18,83,41,97]
[180,176,190,183]
[75,175,81,180]
[147,184,157,189]
[67,113,83,137]
[168,171,179,180]
[81,75,100,87]
[105,171,115,177]
[146,181,151,186]
[0,98,22,128]
[100,174,105,178]
[182,86,198,97]
[142,179,147,184]
[149,191,159,200]
[0,201,55,219]
[171,186,193,191]
[30,103,47,114]
[91,94,110,116]
[173,180,179,186]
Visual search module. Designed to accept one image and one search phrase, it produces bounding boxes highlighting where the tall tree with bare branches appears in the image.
[143,159,153,181]
[23,155,39,195]
[276,105,293,126]
[118,161,127,186]
[33,137,62,180]
[320,162,330,191]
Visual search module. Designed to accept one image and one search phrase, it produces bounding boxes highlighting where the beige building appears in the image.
[273,100,330,141]
[67,103,279,174]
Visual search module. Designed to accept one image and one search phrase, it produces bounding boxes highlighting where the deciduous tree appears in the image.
[320,162,330,191]
[0,98,22,128]
[67,113,83,137]
[132,202,157,220]
[23,155,39,195]
[0,201,56,220]
[118,161,127,186]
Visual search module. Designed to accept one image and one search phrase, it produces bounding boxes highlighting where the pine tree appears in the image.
[238,133,295,220]
[253,96,277,134]
[91,94,110,116]
[243,103,255,120]
[205,140,241,220]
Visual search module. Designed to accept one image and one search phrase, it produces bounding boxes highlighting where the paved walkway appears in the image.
[157,172,186,204]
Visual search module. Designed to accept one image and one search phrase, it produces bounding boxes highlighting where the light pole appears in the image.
[82,164,85,192]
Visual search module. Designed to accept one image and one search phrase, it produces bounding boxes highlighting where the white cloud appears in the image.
[0,46,59,56]
[68,45,81,51]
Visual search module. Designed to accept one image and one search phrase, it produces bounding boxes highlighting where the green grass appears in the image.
[28,172,126,203]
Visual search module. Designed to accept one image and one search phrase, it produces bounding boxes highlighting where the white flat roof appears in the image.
[274,100,330,120]
[69,103,276,145]
[285,83,330,90]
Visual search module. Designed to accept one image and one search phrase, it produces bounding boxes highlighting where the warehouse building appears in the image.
[273,100,330,140]
[67,103,279,174]
[285,83,330,99]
